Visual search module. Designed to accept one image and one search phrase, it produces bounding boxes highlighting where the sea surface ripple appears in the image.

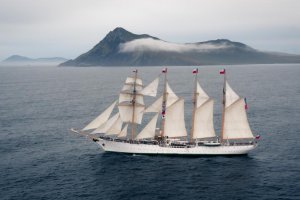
[0,64,299,200]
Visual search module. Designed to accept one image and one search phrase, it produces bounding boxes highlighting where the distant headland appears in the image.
[60,27,300,66]
[1,55,68,66]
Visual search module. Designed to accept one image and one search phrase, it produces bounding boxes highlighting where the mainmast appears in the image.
[130,69,138,140]
[160,68,168,137]
[220,69,226,143]
[190,68,198,143]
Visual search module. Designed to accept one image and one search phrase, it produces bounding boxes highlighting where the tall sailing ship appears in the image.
[71,68,259,155]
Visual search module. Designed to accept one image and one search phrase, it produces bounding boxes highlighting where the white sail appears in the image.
[117,124,128,138]
[122,84,131,91]
[141,78,159,97]
[91,113,120,134]
[144,96,163,113]
[225,81,240,108]
[136,114,159,140]
[196,82,209,107]
[122,84,143,91]
[118,74,145,125]
[118,102,145,124]
[119,92,144,105]
[223,98,254,139]
[125,77,143,86]
[166,82,179,106]
[144,93,179,113]
[164,98,187,138]
[144,83,178,113]
[193,99,216,139]
[105,115,123,136]
[82,100,117,131]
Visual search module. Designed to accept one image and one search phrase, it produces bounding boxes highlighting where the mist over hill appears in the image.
[58,27,300,66]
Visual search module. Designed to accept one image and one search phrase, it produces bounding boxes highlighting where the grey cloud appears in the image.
[119,38,231,53]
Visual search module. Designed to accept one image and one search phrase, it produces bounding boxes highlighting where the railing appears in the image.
[99,136,255,147]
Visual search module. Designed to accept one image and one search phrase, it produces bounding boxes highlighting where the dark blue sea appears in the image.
[0,64,299,200]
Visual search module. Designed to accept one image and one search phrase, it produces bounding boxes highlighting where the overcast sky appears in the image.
[0,0,299,60]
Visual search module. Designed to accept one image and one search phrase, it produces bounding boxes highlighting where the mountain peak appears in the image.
[102,27,157,44]
[60,27,160,66]
[111,27,131,35]
[103,27,136,43]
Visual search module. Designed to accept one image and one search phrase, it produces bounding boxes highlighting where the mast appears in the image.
[160,68,168,137]
[130,69,138,140]
[221,78,254,140]
[190,68,198,143]
[220,69,226,143]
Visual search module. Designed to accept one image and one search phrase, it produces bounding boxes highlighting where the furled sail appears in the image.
[82,100,117,131]
[141,78,159,97]
[136,113,159,140]
[117,124,128,138]
[164,98,187,138]
[192,81,216,139]
[91,113,120,134]
[223,82,254,139]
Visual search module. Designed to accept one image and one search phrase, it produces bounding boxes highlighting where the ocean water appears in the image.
[0,64,299,200]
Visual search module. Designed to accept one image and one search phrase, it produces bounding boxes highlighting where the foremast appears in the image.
[118,70,145,140]
[130,69,138,140]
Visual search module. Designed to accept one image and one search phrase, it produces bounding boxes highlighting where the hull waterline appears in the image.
[96,139,257,156]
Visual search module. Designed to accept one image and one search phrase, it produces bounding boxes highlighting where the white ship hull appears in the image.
[96,139,257,155]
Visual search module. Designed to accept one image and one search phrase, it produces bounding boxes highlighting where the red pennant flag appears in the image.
[244,98,248,110]
[192,68,198,74]
[255,135,261,140]
[219,69,225,74]
[162,68,167,73]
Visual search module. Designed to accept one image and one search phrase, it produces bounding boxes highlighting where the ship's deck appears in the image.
[98,136,255,148]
